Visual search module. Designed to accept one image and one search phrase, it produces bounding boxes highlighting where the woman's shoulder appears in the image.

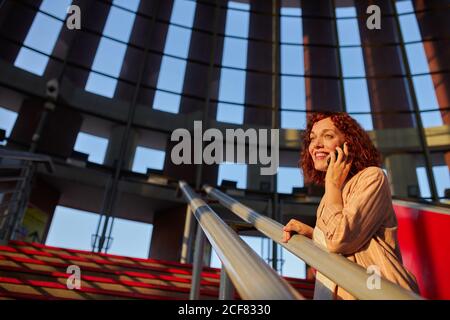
[353,166,387,187]
[358,166,385,177]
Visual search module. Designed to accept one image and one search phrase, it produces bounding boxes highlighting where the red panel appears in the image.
[394,203,450,300]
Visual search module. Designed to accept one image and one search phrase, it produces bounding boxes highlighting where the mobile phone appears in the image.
[327,143,345,165]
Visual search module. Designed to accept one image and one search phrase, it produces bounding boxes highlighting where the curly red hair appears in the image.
[300,112,381,185]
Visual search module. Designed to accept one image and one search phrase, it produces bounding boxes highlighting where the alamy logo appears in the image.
[366,265,381,290]
[171,121,279,175]
[66,265,81,290]
[66,5,81,30]
[366,5,381,30]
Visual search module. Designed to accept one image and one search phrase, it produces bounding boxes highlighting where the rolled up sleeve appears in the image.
[316,167,391,255]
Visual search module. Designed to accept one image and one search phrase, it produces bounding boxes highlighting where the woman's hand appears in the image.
[325,142,352,190]
[282,219,314,242]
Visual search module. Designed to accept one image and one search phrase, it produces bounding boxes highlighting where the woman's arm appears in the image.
[282,219,314,241]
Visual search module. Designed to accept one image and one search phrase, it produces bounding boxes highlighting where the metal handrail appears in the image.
[0,149,54,173]
[203,185,423,300]
[179,181,303,300]
[0,149,54,242]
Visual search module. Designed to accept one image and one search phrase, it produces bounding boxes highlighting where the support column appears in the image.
[355,0,415,129]
[114,1,162,101]
[44,0,94,80]
[50,0,112,88]
[302,0,343,113]
[103,125,139,170]
[355,1,419,197]
[163,136,196,184]
[413,0,450,170]
[384,154,420,198]
[246,135,275,192]
[149,205,187,261]
[179,0,226,189]
[9,98,83,158]
[179,0,226,116]
[27,178,60,244]
[302,0,342,196]
[0,0,43,63]
[138,0,175,106]
[244,0,274,126]
[180,204,195,263]
[247,164,273,192]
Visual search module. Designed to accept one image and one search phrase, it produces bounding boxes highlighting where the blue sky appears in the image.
[46,206,152,258]
[0,0,448,275]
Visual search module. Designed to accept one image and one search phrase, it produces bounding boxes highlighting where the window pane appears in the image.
[216,103,244,124]
[280,247,306,278]
[222,38,249,69]
[281,110,306,130]
[416,166,450,199]
[0,107,18,145]
[164,26,194,57]
[218,69,247,104]
[40,0,72,19]
[335,6,357,18]
[103,6,137,42]
[343,79,371,111]
[281,76,305,109]
[155,57,187,93]
[405,43,431,75]
[107,217,152,259]
[396,1,422,42]
[280,9,302,44]
[153,91,182,114]
[336,18,360,46]
[412,75,442,127]
[340,47,366,77]
[224,2,250,37]
[46,206,98,251]
[46,205,152,259]
[132,147,166,173]
[90,38,128,77]
[281,45,303,75]
[277,167,303,194]
[74,132,109,164]
[170,0,196,27]
[217,162,247,189]
[113,0,140,12]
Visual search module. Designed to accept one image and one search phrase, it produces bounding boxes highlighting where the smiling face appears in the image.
[308,117,346,172]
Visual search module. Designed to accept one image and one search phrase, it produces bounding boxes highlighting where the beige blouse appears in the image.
[312,166,420,300]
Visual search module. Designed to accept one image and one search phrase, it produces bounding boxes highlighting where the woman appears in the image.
[282,112,419,300]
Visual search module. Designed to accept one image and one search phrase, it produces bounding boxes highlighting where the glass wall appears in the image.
[0,0,447,202]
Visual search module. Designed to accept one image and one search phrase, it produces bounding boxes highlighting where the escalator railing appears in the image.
[202,184,422,300]
[178,181,303,300]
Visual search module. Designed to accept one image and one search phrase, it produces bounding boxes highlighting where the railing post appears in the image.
[1,160,32,241]
[10,161,35,240]
[190,223,206,300]
[219,267,235,300]
[181,204,195,264]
